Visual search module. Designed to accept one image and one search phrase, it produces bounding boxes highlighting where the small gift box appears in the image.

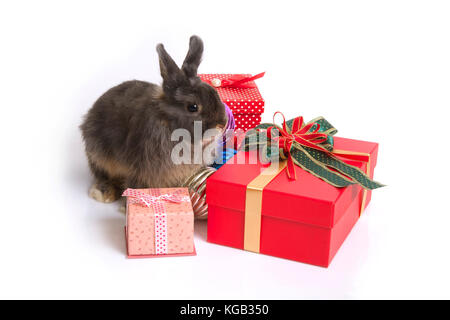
[123,188,196,258]
[199,73,265,131]
[206,114,384,267]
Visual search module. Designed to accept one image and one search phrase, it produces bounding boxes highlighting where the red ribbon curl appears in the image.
[266,112,330,180]
[206,72,265,88]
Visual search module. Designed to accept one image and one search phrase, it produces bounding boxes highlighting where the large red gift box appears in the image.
[199,74,264,131]
[206,137,379,267]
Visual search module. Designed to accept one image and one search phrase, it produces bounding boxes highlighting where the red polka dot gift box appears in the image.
[199,74,265,132]
[206,137,380,267]
[123,188,196,258]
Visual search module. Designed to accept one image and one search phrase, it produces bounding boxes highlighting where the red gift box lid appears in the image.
[198,74,264,114]
[206,137,378,229]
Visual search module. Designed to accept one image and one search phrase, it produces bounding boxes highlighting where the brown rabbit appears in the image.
[80,36,227,203]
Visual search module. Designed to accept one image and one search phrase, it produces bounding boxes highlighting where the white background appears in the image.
[1,0,449,299]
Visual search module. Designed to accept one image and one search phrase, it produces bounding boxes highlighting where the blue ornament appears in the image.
[211,148,237,170]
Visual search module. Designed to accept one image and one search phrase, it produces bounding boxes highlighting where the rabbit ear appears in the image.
[181,35,204,78]
[156,43,185,87]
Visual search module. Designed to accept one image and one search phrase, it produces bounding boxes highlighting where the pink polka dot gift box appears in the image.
[123,188,196,258]
[199,73,265,132]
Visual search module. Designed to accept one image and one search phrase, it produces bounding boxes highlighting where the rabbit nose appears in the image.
[216,124,225,131]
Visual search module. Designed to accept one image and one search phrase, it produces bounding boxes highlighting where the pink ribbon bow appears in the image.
[122,188,187,207]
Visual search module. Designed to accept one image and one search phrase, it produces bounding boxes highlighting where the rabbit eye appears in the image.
[187,104,199,112]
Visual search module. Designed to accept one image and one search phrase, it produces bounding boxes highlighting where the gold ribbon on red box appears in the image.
[240,112,385,253]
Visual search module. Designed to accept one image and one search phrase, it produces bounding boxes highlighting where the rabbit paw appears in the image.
[119,198,126,213]
[88,183,119,203]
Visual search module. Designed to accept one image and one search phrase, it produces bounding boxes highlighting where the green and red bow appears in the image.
[266,112,332,180]
[241,112,384,190]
